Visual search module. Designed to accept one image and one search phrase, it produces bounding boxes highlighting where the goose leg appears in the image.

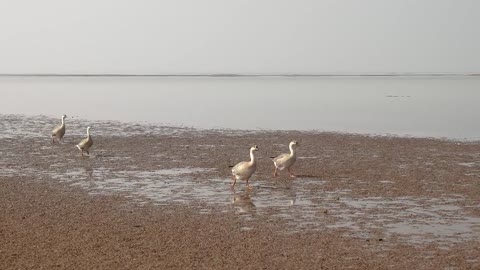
[273,167,278,177]
[246,178,253,190]
[231,174,237,189]
[51,137,55,144]
[288,168,296,178]
[81,150,84,157]
[86,150,90,156]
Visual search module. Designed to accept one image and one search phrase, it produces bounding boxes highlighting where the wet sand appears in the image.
[1,114,480,269]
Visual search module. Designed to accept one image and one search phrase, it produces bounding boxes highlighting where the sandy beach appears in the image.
[1,114,479,269]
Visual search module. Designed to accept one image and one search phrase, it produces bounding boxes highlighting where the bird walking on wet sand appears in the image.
[51,114,67,143]
[231,145,259,189]
[271,141,298,178]
[76,126,93,157]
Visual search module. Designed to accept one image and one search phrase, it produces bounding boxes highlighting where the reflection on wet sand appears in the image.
[77,159,94,178]
[232,191,256,214]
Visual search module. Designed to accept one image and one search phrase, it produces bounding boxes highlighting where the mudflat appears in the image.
[1,114,479,269]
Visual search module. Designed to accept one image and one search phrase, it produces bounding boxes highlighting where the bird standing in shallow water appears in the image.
[231,145,259,189]
[51,114,67,143]
[272,141,298,178]
[76,126,93,157]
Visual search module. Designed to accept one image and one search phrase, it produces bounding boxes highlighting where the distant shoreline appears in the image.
[0,73,479,78]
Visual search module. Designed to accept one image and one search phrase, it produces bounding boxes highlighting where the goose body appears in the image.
[76,127,93,156]
[272,141,298,178]
[231,145,258,188]
[51,115,67,143]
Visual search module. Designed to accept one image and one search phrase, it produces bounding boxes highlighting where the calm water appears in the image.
[1,76,479,139]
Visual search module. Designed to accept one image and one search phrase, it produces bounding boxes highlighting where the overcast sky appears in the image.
[0,0,478,74]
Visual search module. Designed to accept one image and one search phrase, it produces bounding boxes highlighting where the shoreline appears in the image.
[1,73,479,77]
[2,113,479,143]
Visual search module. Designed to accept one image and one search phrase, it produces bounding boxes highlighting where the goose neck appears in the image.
[249,149,256,164]
[289,144,296,156]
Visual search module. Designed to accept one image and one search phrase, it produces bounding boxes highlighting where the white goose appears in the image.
[51,114,67,143]
[76,126,93,156]
[231,145,259,189]
[272,141,298,178]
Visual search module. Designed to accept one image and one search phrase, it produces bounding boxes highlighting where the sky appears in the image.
[0,0,479,74]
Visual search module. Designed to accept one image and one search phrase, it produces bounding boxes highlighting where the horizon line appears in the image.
[0,73,479,77]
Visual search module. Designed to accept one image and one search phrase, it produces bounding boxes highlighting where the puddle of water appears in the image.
[337,196,480,244]
[342,197,418,209]
[0,168,19,177]
[388,218,480,245]
[48,167,234,207]
[458,162,476,167]
[0,167,37,177]
[121,168,211,177]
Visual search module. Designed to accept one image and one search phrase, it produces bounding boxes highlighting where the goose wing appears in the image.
[51,125,62,136]
[272,153,289,163]
[77,137,93,149]
[77,138,88,148]
[232,161,247,174]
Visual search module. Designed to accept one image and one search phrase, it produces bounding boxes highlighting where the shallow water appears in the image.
[1,76,480,139]
[2,160,478,245]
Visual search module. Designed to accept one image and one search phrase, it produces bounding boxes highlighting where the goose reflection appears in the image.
[85,166,94,178]
[79,159,94,179]
[289,195,296,206]
[231,191,256,214]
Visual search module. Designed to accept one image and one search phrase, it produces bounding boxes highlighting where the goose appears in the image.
[76,126,93,156]
[271,141,298,178]
[51,114,67,143]
[231,145,258,189]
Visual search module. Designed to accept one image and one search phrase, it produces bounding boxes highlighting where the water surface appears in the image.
[1,76,479,139]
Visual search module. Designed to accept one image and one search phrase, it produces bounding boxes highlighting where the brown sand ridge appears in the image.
[0,115,479,269]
